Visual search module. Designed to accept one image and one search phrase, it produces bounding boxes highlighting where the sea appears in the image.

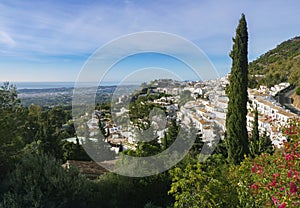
[7,82,120,90]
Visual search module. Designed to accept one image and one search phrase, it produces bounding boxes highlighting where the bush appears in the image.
[234,119,300,207]
[169,155,239,208]
[0,153,89,208]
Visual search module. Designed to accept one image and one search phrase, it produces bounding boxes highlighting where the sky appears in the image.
[0,0,300,82]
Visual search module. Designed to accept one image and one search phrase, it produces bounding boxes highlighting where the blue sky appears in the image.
[0,0,300,82]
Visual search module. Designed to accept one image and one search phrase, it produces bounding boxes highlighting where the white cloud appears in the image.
[1,0,300,58]
[1,0,300,81]
[0,31,16,47]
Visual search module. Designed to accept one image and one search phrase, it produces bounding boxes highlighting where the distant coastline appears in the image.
[5,82,120,90]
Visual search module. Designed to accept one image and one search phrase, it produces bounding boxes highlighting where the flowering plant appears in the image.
[231,119,300,207]
[248,119,300,207]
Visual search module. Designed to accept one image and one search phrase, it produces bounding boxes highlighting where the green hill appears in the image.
[249,36,300,88]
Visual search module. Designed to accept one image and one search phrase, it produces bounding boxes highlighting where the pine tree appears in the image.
[225,14,249,164]
[0,82,24,178]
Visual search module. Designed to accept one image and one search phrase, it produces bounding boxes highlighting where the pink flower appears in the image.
[250,183,258,194]
[285,154,294,161]
[290,183,298,194]
[271,180,277,188]
[294,171,299,179]
[280,187,285,191]
[251,165,262,174]
[257,165,263,174]
[251,166,256,173]
[273,173,280,179]
[288,171,292,178]
[267,180,277,189]
[272,196,279,205]
[279,202,287,208]
[250,183,258,190]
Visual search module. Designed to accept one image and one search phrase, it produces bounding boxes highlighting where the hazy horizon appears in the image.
[1,0,300,82]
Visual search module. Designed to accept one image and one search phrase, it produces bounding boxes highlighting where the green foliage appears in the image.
[258,130,274,155]
[0,153,89,208]
[128,90,167,126]
[144,202,162,208]
[30,105,75,160]
[249,36,300,87]
[229,158,258,208]
[169,155,238,208]
[0,82,79,179]
[249,107,260,157]
[86,173,173,208]
[161,118,179,150]
[232,119,300,207]
[0,82,25,178]
[244,107,274,158]
[296,87,300,95]
[170,120,299,208]
[61,140,91,161]
[0,82,21,111]
[225,14,249,164]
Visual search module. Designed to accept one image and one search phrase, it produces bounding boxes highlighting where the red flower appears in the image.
[294,171,299,179]
[285,154,294,161]
[279,202,287,208]
[273,173,280,178]
[271,180,277,188]
[267,180,277,189]
[257,165,263,174]
[250,183,258,194]
[251,166,256,173]
[251,164,263,174]
[288,171,292,178]
[250,183,258,190]
[290,183,298,194]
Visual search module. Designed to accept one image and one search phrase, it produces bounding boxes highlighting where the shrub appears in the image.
[0,153,89,208]
[234,119,300,207]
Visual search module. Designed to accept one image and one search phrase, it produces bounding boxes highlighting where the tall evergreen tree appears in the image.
[249,106,259,157]
[225,14,249,164]
[0,82,24,178]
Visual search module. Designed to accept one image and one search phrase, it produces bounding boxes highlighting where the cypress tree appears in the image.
[249,106,259,157]
[225,14,249,164]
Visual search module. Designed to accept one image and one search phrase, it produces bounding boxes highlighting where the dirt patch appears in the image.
[291,93,300,109]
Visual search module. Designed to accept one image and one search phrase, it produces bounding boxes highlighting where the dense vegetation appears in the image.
[0,83,178,207]
[249,36,300,88]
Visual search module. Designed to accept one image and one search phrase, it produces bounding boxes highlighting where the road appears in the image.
[277,86,300,116]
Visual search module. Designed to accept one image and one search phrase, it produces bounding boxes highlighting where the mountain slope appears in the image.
[249,36,300,88]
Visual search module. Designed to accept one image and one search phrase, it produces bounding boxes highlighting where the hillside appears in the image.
[292,93,300,109]
[249,36,300,88]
